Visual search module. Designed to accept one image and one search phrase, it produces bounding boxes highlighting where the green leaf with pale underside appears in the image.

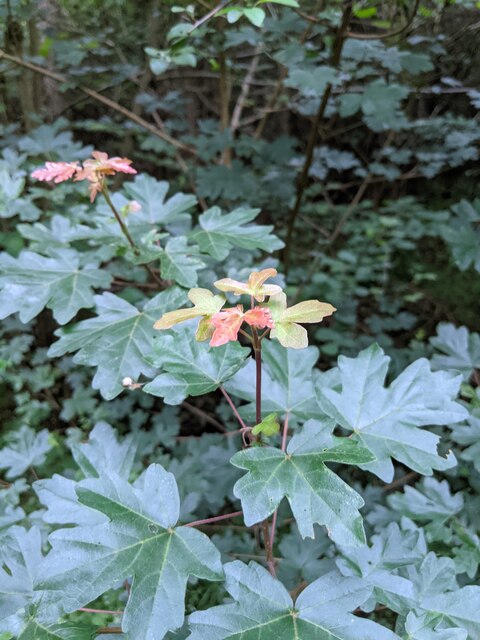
[48,288,185,400]
[0,249,111,325]
[35,464,223,640]
[316,344,467,482]
[225,339,324,422]
[188,561,400,639]
[144,326,249,404]
[160,237,205,288]
[189,206,283,260]
[0,426,52,480]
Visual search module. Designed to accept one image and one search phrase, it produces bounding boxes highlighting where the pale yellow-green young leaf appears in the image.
[154,307,200,330]
[251,413,280,437]
[214,268,282,302]
[271,321,308,349]
[195,315,215,342]
[154,287,225,330]
[188,288,226,315]
[283,299,337,323]
[267,292,336,349]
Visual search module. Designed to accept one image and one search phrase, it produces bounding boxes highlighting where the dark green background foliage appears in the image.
[0,0,479,638]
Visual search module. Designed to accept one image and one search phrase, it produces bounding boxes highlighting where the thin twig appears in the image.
[261,519,276,576]
[185,510,243,527]
[0,49,195,154]
[79,607,123,615]
[101,187,162,286]
[182,400,227,432]
[230,50,261,133]
[283,1,353,273]
[347,0,421,39]
[327,176,370,245]
[220,386,248,431]
[383,471,420,492]
[187,0,232,35]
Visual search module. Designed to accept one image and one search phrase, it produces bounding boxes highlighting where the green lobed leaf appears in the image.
[35,464,223,640]
[285,65,338,96]
[71,421,137,479]
[143,326,250,404]
[339,79,409,132]
[0,527,96,639]
[34,423,136,527]
[48,288,186,400]
[0,249,112,325]
[15,619,96,640]
[404,611,467,640]
[0,426,52,480]
[160,237,205,288]
[188,561,400,639]
[189,206,283,260]
[387,478,464,527]
[451,411,480,472]
[317,344,467,482]
[225,339,324,422]
[123,175,197,227]
[231,419,374,544]
[420,586,480,638]
[430,323,480,381]
[336,523,424,614]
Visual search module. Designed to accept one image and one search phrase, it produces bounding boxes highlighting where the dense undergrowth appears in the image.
[0,1,480,638]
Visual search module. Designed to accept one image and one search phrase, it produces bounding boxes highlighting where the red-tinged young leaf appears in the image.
[31,151,137,202]
[243,306,274,330]
[214,268,282,302]
[31,161,80,183]
[210,306,244,347]
[75,150,137,181]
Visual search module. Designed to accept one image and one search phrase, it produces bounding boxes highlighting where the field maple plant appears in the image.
[1,1,480,639]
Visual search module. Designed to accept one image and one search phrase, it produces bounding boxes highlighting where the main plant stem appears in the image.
[101,186,163,286]
[251,327,276,575]
[269,412,290,548]
[252,329,262,425]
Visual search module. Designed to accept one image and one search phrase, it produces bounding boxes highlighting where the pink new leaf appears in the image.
[31,162,80,183]
[210,306,245,347]
[243,307,274,330]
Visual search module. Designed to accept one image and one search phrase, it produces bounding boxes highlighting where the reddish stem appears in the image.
[280,412,290,452]
[220,385,248,431]
[270,413,290,549]
[252,329,262,425]
[185,511,243,527]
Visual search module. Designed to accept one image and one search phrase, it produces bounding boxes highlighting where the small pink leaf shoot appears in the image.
[31,151,137,201]
[210,304,274,347]
[210,305,274,347]
[31,161,80,183]
[210,306,245,347]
